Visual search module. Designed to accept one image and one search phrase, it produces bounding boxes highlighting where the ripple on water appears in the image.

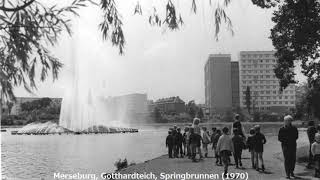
[1,128,167,179]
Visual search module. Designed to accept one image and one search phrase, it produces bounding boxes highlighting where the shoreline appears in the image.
[118,133,315,180]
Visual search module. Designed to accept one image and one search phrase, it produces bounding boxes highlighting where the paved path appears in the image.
[120,135,317,180]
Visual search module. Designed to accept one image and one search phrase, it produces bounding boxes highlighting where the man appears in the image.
[231,114,246,138]
[278,115,299,179]
[307,121,317,169]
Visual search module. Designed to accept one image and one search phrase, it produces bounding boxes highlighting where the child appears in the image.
[183,127,189,156]
[247,128,256,169]
[216,127,234,177]
[166,130,175,158]
[311,133,320,177]
[193,118,203,159]
[253,125,266,171]
[232,128,245,168]
[202,127,211,158]
[189,127,198,162]
[211,127,217,149]
[187,124,193,158]
[176,128,184,158]
[213,129,222,165]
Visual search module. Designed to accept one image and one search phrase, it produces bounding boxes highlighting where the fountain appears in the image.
[15,37,138,135]
[17,121,72,135]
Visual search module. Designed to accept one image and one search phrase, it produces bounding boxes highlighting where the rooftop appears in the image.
[154,96,185,104]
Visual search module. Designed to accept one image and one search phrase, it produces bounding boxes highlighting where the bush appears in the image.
[114,158,128,171]
[252,112,284,122]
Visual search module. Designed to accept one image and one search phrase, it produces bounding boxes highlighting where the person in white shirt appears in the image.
[311,133,320,178]
[216,127,234,178]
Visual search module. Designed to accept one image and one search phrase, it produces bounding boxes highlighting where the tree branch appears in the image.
[0,0,36,12]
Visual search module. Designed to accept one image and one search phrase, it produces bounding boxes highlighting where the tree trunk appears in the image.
[0,90,2,123]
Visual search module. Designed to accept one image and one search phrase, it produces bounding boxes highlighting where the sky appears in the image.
[13,0,305,104]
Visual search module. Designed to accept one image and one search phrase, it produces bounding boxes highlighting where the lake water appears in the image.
[1,127,168,180]
[1,123,295,180]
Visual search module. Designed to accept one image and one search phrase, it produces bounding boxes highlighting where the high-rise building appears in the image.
[204,54,234,115]
[105,93,148,123]
[239,51,296,113]
[231,62,240,109]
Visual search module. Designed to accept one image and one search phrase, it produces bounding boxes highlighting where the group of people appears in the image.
[165,114,320,179]
[165,114,267,177]
[306,120,320,178]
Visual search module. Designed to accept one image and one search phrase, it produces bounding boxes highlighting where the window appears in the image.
[279,102,282,104]
[284,96,288,99]
[260,60,263,63]
[291,101,294,104]
[267,102,271,105]
[266,60,269,63]
[285,101,288,104]
[243,65,246,68]
[260,65,263,68]
[243,60,246,63]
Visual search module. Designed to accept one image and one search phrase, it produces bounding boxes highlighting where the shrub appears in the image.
[114,158,128,171]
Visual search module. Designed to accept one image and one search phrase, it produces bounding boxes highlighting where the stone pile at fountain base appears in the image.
[14,121,138,135]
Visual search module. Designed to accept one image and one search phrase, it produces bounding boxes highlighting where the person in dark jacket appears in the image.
[166,131,175,158]
[253,125,266,171]
[247,128,256,169]
[278,115,299,179]
[189,127,198,162]
[171,126,178,158]
[232,128,245,168]
[176,128,184,158]
[231,114,246,138]
[213,129,222,165]
[307,120,317,169]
